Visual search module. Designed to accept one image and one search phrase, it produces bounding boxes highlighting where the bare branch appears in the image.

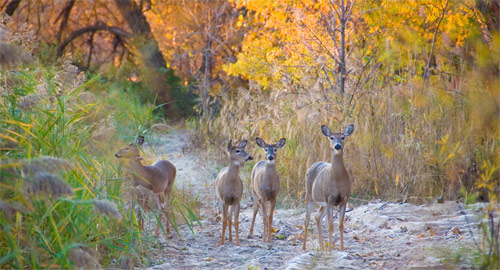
[423,0,450,81]
[55,0,76,42]
[58,23,131,57]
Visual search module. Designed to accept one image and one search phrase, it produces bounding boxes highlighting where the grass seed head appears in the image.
[18,94,41,111]
[21,156,74,175]
[0,200,27,218]
[151,123,171,133]
[69,247,102,270]
[77,92,96,104]
[0,42,31,67]
[124,186,161,211]
[25,172,74,199]
[93,199,122,220]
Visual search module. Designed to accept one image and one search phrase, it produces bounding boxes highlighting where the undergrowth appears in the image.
[0,17,198,268]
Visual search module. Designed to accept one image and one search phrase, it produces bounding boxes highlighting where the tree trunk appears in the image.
[201,40,214,118]
[113,0,176,116]
[54,0,76,42]
[477,0,500,35]
[4,0,21,16]
[113,0,167,70]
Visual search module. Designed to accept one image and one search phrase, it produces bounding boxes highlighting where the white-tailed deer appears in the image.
[248,137,286,242]
[115,136,176,234]
[302,124,354,252]
[215,140,253,246]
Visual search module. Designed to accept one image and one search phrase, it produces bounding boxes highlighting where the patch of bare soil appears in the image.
[141,129,483,270]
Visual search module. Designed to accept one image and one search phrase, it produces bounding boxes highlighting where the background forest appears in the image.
[0,0,499,268]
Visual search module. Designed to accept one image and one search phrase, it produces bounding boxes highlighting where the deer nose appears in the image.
[246,155,253,161]
[334,144,342,150]
[268,155,274,160]
[115,153,120,158]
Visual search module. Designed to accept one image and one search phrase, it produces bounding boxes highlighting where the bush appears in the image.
[0,21,172,268]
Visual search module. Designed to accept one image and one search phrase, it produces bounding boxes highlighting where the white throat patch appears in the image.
[334,149,342,155]
[232,161,241,166]
[266,160,276,165]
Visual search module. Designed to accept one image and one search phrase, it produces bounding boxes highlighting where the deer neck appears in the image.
[329,150,347,179]
[127,156,146,176]
[264,160,278,177]
[226,159,241,180]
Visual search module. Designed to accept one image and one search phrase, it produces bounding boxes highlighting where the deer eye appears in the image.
[330,136,334,140]
[235,149,241,153]
[273,149,277,152]
[341,136,345,140]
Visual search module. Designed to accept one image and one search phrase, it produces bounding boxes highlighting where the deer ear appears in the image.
[344,124,354,137]
[238,140,248,148]
[321,125,331,137]
[227,140,233,152]
[276,138,286,148]
[255,137,266,148]
[136,135,145,146]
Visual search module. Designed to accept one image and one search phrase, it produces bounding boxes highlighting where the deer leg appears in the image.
[248,197,259,238]
[155,211,162,235]
[164,194,170,234]
[138,210,144,231]
[302,201,312,250]
[234,203,241,245]
[315,205,327,251]
[327,204,334,252]
[261,199,269,242]
[228,205,233,243]
[339,202,347,251]
[268,198,277,242]
[220,203,228,246]
[156,194,170,235]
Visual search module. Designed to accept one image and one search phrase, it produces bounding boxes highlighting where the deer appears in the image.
[215,140,253,246]
[248,137,286,242]
[302,124,354,252]
[115,136,176,235]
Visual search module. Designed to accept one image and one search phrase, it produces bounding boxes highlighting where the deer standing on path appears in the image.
[302,124,354,252]
[248,137,286,242]
[215,140,253,246]
[115,136,176,234]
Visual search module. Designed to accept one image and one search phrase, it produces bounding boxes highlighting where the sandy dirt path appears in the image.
[141,129,484,269]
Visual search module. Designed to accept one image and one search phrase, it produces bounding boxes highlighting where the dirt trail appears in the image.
[142,129,483,269]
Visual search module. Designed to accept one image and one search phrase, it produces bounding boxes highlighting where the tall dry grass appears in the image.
[189,41,499,208]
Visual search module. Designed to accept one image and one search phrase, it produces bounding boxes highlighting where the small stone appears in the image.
[452,227,461,235]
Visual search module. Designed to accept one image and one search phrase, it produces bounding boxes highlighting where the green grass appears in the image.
[0,58,198,268]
